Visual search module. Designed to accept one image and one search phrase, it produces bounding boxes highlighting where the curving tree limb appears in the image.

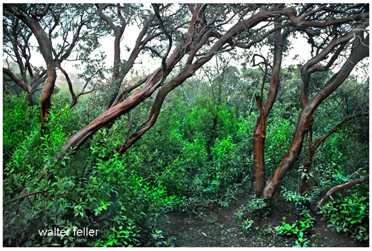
[317,174,369,210]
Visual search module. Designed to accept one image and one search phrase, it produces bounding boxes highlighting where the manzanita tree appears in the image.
[4,4,57,136]
[3,3,369,207]
[3,4,107,130]
[250,4,369,201]
[3,13,47,105]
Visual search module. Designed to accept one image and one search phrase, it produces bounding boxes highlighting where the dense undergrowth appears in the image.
[3,66,369,246]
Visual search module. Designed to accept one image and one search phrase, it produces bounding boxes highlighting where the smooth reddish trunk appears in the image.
[63,5,282,155]
[259,29,368,201]
[9,6,57,137]
[262,108,313,200]
[252,19,286,198]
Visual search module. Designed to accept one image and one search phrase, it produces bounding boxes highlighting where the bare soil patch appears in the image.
[159,197,368,247]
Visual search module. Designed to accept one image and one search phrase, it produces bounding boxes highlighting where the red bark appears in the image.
[112,6,300,155]
[253,17,288,197]
[3,67,33,104]
[96,4,125,82]
[96,4,163,109]
[3,18,47,105]
[32,19,57,137]
[253,123,267,196]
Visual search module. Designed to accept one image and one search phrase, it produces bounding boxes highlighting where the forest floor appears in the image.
[159,196,368,247]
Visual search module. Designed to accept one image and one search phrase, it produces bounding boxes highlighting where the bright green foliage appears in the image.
[87,153,178,247]
[294,231,309,247]
[265,113,294,174]
[277,188,315,247]
[117,91,255,210]
[319,193,369,242]
[277,220,299,236]
[2,60,369,246]
[235,209,243,219]
[3,93,40,164]
[276,213,314,247]
[307,165,368,209]
[281,187,310,210]
[3,95,178,247]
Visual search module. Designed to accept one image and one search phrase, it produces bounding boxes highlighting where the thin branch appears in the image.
[308,44,346,74]
[252,54,268,99]
[235,23,292,49]
[119,113,132,152]
[95,4,119,33]
[152,3,173,83]
[348,166,369,180]
[4,190,47,206]
[110,76,149,108]
[312,114,368,150]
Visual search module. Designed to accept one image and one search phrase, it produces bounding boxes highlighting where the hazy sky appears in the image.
[5,4,334,82]
[30,26,312,77]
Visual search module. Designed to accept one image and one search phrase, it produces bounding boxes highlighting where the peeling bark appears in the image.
[253,121,267,196]
[63,5,286,155]
[96,4,126,109]
[5,5,368,197]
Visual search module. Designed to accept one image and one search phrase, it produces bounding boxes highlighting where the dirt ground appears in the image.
[159,196,368,247]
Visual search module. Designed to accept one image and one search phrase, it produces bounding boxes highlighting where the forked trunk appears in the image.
[252,19,286,197]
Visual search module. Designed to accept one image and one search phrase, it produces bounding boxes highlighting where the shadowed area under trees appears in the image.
[3,3,369,247]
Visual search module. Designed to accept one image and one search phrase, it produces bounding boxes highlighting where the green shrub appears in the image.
[3,95,178,247]
[319,192,369,242]
[3,93,40,161]
[276,187,315,247]
[247,196,271,220]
